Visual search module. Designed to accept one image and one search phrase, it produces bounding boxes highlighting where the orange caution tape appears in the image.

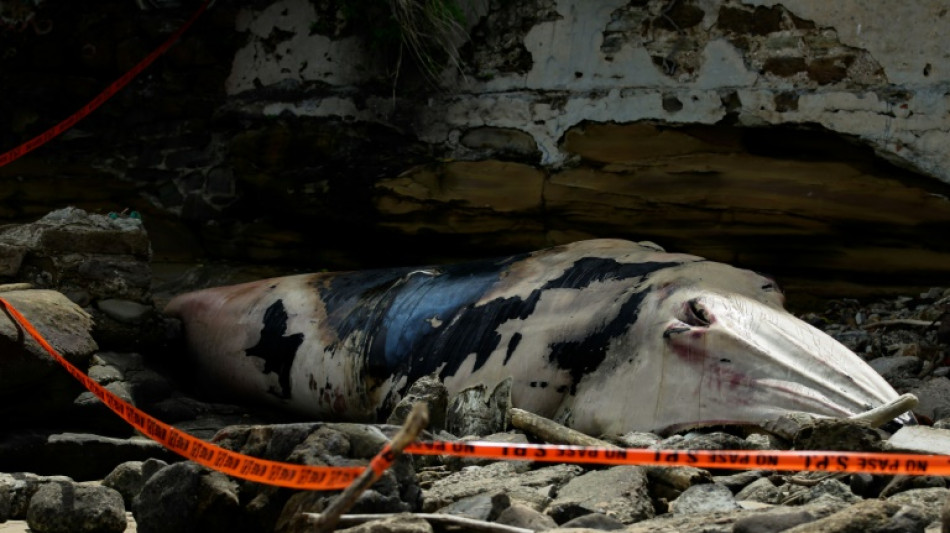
[405,440,950,476]
[0,297,365,490]
[369,445,398,478]
[0,0,212,167]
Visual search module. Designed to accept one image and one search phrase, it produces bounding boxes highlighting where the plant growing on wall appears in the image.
[328,0,468,86]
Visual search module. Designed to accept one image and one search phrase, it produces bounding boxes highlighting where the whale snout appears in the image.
[659,293,913,429]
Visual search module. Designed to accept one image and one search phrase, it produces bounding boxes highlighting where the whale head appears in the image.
[569,255,914,434]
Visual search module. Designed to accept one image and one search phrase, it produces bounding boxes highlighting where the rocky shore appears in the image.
[1,208,948,533]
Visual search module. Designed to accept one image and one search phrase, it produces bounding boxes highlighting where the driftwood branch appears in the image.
[863,318,939,329]
[0,283,32,293]
[848,393,918,428]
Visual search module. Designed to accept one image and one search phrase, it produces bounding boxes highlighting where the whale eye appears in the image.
[685,299,711,327]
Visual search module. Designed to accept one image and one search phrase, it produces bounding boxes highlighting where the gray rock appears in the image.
[660,432,753,451]
[546,466,653,524]
[283,425,353,464]
[387,374,448,432]
[27,481,126,533]
[132,462,201,533]
[624,499,847,533]
[0,207,152,302]
[761,412,822,441]
[0,431,176,480]
[85,352,175,404]
[1,473,74,520]
[103,461,147,508]
[785,479,862,506]
[613,431,661,448]
[194,471,242,527]
[72,381,137,435]
[437,491,509,521]
[793,418,886,452]
[735,510,817,533]
[713,470,768,493]
[103,458,169,508]
[280,510,435,533]
[348,482,415,515]
[869,355,923,381]
[885,487,950,523]
[97,298,153,324]
[496,502,558,530]
[212,423,324,462]
[445,432,531,469]
[423,461,581,512]
[889,425,950,455]
[623,509,746,533]
[329,423,396,458]
[0,244,26,277]
[910,377,950,421]
[643,465,713,502]
[783,499,926,533]
[0,474,13,521]
[831,330,872,354]
[445,378,512,437]
[879,475,946,498]
[0,289,97,424]
[672,483,740,515]
[274,491,331,532]
[560,512,626,530]
[336,514,434,533]
[132,462,243,533]
[735,477,781,504]
[733,501,847,533]
[210,422,420,532]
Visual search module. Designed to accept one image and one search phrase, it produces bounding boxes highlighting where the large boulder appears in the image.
[26,480,127,533]
[0,206,151,304]
[0,288,97,425]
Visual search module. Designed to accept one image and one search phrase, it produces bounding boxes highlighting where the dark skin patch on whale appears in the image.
[547,286,651,394]
[504,332,523,364]
[245,300,304,399]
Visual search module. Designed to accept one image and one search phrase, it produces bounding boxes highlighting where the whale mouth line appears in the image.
[749,377,859,418]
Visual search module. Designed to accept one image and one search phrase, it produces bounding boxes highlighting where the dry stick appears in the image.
[509,407,616,448]
[304,403,429,533]
[849,393,919,428]
[863,318,939,329]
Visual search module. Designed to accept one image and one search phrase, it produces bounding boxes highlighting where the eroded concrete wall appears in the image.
[214,0,950,297]
[228,0,950,182]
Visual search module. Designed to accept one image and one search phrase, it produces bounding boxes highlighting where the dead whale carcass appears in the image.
[164,239,912,435]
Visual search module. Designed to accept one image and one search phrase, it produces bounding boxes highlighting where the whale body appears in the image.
[164,239,909,435]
